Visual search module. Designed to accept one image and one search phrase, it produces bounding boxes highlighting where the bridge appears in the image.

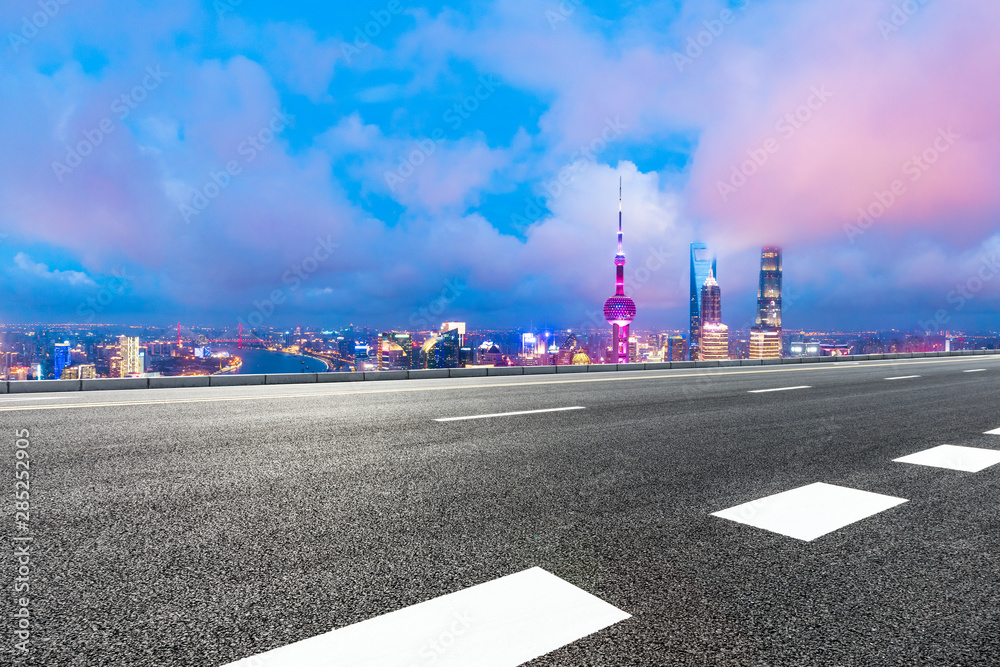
[5,354,1000,665]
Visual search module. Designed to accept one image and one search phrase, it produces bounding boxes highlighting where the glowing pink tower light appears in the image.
[603,180,637,364]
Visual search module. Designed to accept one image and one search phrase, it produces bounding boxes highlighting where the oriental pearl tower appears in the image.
[603,180,636,363]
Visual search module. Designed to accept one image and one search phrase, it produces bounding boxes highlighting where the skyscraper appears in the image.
[750,246,783,359]
[665,335,686,362]
[689,243,717,361]
[54,341,71,379]
[755,247,782,329]
[699,269,729,361]
[118,336,142,376]
[603,181,637,364]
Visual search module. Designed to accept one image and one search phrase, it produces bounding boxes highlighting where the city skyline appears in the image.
[1,1,999,332]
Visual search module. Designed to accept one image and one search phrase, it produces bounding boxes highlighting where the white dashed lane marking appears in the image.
[434,407,586,422]
[894,444,1000,473]
[711,482,908,542]
[222,567,630,667]
[747,386,811,394]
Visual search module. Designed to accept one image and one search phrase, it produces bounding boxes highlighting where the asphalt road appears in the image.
[3,355,1000,666]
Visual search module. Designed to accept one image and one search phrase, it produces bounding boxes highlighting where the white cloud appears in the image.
[14,252,95,287]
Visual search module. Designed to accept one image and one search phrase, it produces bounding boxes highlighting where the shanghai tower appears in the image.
[603,181,636,364]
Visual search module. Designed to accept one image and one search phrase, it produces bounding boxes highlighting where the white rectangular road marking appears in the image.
[747,386,811,394]
[964,369,987,373]
[885,375,921,380]
[435,406,585,422]
[894,444,1000,473]
[983,427,1000,435]
[711,482,908,542]
[222,567,630,667]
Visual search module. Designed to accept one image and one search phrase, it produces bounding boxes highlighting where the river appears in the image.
[215,347,329,375]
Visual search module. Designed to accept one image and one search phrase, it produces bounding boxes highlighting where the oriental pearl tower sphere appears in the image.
[603,180,636,364]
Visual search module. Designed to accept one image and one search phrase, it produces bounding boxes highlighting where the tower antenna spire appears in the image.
[604,180,636,364]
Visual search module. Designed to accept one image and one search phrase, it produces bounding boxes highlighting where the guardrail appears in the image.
[4,350,998,394]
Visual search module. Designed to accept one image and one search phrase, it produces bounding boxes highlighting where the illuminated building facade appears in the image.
[377,333,405,370]
[603,182,637,364]
[689,243,717,361]
[750,246,783,359]
[557,333,578,365]
[54,341,71,379]
[440,322,466,346]
[699,269,729,360]
[119,336,142,376]
[109,355,123,378]
[477,341,503,366]
[665,335,686,362]
[749,328,782,359]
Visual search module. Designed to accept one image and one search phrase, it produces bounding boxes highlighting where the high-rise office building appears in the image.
[394,333,415,369]
[665,336,686,362]
[440,322,466,346]
[78,364,97,380]
[603,182,637,364]
[699,269,729,360]
[118,336,141,376]
[750,246,783,359]
[377,333,399,370]
[689,243,717,361]
[54,341,71,379]
[109,355,123,378]
[755,246,782,328]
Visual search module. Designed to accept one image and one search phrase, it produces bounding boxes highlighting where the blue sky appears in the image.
[2,0,999,332]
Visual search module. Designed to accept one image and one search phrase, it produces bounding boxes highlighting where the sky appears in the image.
[1,0,999,333]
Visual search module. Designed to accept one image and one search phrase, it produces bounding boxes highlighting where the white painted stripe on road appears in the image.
[964,369,987,373]
[885,375,921,380]
[434,406,586,422]
[894,444,1000,473]
[222,567,630,667]
[747,386,811,394]
[985,427,1000,435]
[712,482,908,542]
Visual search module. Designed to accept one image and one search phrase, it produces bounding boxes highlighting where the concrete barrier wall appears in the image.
[6,349,998,394]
